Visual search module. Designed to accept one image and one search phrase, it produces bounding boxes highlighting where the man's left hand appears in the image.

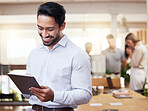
[29,86,54,102]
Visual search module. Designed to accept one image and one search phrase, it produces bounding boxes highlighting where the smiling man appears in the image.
[27,2,92,111]
[37,15,63,49]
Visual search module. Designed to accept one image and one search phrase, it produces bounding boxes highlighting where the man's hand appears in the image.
[29,86,54,102]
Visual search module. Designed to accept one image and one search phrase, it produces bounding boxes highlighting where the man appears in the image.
[125,33,148,91]
[85,42,92,56]
[27,2,92,111]
[101,34,125,76]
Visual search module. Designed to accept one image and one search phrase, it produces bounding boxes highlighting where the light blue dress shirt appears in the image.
[26,35,92,108]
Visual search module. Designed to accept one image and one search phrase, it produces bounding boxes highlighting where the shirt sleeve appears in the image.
[26,54,31,74]
[137,48,148,69]
[53,50,92,105]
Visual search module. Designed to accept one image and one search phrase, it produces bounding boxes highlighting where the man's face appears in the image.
[125,39,135,49]
[86,44,92,53]
[107,38,115,48]
[37,15,61,47]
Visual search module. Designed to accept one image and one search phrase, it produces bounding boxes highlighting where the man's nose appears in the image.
[42,30,48,38]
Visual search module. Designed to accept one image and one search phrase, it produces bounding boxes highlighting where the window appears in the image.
[64,28,111,54]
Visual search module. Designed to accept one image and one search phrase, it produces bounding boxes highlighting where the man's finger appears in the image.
[30,87,45,93]
[40,85,48,89]
[36,94,45,102]
[31,90,47,102]
[31,90,45,98]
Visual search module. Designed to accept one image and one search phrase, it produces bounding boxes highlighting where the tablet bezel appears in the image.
[8,74,41,95]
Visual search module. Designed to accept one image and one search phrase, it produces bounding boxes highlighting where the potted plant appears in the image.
[120,63,130,87]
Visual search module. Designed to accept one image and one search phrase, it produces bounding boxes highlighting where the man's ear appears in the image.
[60,22,66,31]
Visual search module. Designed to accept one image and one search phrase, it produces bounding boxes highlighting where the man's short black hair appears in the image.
[37,2,66,27]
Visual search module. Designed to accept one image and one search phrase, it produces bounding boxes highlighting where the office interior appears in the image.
[0,0,148,111]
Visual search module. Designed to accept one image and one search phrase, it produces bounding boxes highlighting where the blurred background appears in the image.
[0,0,147,102]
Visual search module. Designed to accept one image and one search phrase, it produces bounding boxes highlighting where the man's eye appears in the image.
[38,27,43,30]
[48,29,54,31]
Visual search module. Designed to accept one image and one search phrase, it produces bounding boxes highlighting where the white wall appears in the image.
[0,15,42,64]
[0,1,147,64]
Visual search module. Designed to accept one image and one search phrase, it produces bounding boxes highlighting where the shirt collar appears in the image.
[107,47,116,52]
[38,44,49,51]
[134,41,142,49]
[38,34,68,50]
[57,34,68,47]
[137,41,142,45]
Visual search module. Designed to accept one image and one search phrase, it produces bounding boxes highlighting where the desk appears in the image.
[75,90,148,111]
[0,90,147,111]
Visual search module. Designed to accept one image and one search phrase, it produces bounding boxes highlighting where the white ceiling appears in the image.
[0,0,146,23]
[0,0,146,3]
[67,14,147,22]
[0,13,146,24]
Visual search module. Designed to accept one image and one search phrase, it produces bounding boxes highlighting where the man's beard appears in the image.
[40,34,60,46]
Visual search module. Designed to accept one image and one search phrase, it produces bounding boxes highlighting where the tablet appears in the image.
[8,73,41,95]
[113,94,133,99]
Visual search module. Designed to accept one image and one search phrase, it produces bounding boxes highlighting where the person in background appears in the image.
[125,33,148,91]
[85,42,92,56]
[27,2,92,111]
[101,34,126,77]
[85,42,93,75]
[124,44,132,64]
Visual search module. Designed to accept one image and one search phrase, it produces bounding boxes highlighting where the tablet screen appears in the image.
[8,74,41,95]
